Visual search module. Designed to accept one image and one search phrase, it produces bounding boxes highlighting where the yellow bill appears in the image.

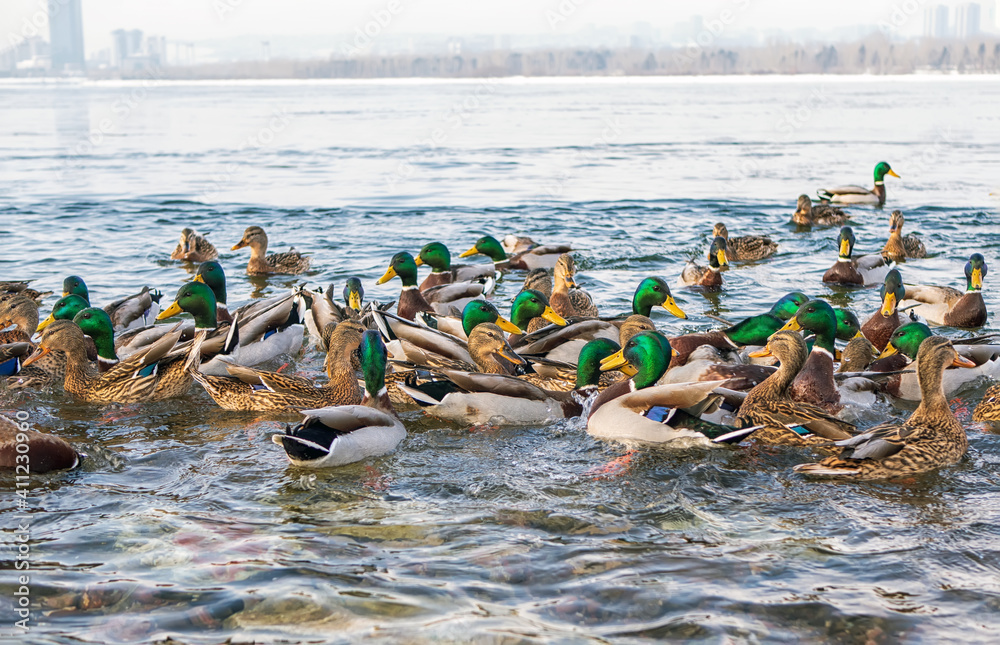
[541,306,567,326]
[376,266,397,285]
[880,292,897,317]
[36,314,56,332]
[413,256,425,267]
[193,274,206,284]
[156,301,184,320]
[839,238,851,257]
[458,246,479,258]
[971,268,983,290]
[495,316,521,334]
[778,317,802,332]
[662,295,687,319]
[748,346,773,358]
[348,290,363,311]
[717,249,729,267]
[887,169,900,178]
[600,349,629,371]
[878,342,898,359]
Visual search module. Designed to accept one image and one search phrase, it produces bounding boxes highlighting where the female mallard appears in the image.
[882,211,926,262]
[272,330,405,467]
[822,226,892,287]
[0,296,66,386]
[860,269,906,351]
[170,228,218,263]
[712,223,777,262]
[795,336,973,479]
[587,331,759,446]
[500,234,573,271]
[62,276,163,332]
[415,242,495,291]
[680,236,729,289]
[792,195,849,227]
[522,269,552,298]
[973,383,1000,428]
[0,414,79,473]
[548,253,598,318]
[736,331,856,446]
[232,226,311,275]
[817,161,900,207]
[899,254,988,328]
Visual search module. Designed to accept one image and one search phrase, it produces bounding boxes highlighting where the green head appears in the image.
[359,329,388,398]
[376,252,420,288]
[882,322,932,360]
[601,330,674,390]
[835,309,862,341]
[343,277,364,310]
[73,307,118,362]
[156,281,218,329]
[36,294,89,333]
[782,299,837,354]
[879,269,904,317]
[459,235,507,263]
[708,236,730,269]
[873,161,899,184]
[416,242,452,273]
[632,277,687,318]
[769,292,810,320]
[837,226,856,260]
[63,275,90,303]
[461,299,521,337]
[576,338,621,389]
[193,260,227,305]
[510,289,567,330]
[965,253,987,292]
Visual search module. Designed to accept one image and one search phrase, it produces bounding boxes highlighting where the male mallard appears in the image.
[822,226,892,287]
[508,289,569,334]
[191,260,234,323]
[36,294,90,333]
[882,211,926,262]
[232,226,310,275]
[415,242,495,291]
[861,269,906,351]
[500,234,573,270]
[171,228,218,263]
[792,195,850,227]
[795,337,973,479]
[736,331,856,446]
[272,330,405,467]
[549,253,599,318]
[680,236,729,289]
[973,383,1000,427]
[62,276,163,332]
[0,414,79,473]
[458,235,513,272]
[586,331,759,446]
[817,161,900,207]
[899,254,988,328]
[377,251,490,320]
[712,223,777,262]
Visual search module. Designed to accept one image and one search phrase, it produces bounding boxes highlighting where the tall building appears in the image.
[48,0,85,70]
[923,4,950,38]
[955,3,983,37]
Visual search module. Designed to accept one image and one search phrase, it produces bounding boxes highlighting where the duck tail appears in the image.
[793,462,860,477]
[816,189,833,203]
[707,424,762,444]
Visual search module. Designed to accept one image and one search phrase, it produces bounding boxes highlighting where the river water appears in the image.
[1,75,999,643]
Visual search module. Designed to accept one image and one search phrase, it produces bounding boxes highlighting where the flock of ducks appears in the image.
[2,162,998,482]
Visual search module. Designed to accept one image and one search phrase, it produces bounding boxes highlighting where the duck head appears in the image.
[879,269,904,317]
[63,275,90,303]
[461,300,520,337]
[376,252,420,288]
[769,292,810,320]
[836,226,856,261]
[632,277,686,318]
[459,235,507,263]
[966,253,987,292]
[73,307,118,363]
[37,294,89,332]
[510,289,566,330]
[193,260,227,305]
[780,299,838,354]
[708,236,729,270]
[343,277,364,311]
[415,242,451,273]
[232,226,268,252]
[600,330,676,390]
[873,161,900,184]
[157,281,218,329]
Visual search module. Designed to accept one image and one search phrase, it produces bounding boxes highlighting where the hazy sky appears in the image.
[2,0,997,54]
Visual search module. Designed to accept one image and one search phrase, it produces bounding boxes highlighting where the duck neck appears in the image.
[763,351,805,397]
[63,346,98,395]
[325,348,362,399]
[911,358,951,421]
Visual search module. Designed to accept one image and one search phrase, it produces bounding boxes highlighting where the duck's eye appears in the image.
[652,285,661,292]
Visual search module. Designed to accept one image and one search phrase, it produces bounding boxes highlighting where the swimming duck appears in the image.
[586,331,758,446]
[295,277,373,349]
[861,269,906,351]
[973,383,1000,428]
[795,336,973,480]
[882,211,926,262]
[817,161,900,207]
[62,276,163,332]
[377,251,487,321]
[36,294,90,333]
[458,235,514,273]
[170,228,218,263]
[509,289,569,334]
[0,414,80,473]
[822,226,892,287]
[736,331,856,446]
[272,330,406,467]
[679,236,729,289]
[415,242,496,291]
[549,254,599,318]
[792,195,850,227]
[522,269,553,298]
[899,254,988,328]
[232,226,311,275]
[837,334,878,373]
[713,223,777,262]
[0,296,66,386]
[500,234,573,270]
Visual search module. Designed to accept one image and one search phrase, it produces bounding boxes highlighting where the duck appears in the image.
[837,334,878,373]
[170,228,218,263]
[508,289,569,335]
[899,253,988,328]
[712,222,777,262]
[817,161,900,207]
[861,269,906,351]
[377,251,491,320]
[795,336,973,479]
[415,242,496,291]
[500,234,573,270]
[0,281,52,306]
[271,330,406,467]
[411,297,519,342]
[679,236,729,289]
[0,296,67,387]
[231,226,310,275]
[549,253,599,318]
[792,195,850,227]
[0,414,80,473]
[586,331,759,446]
[458,235,514,273]
[735,331,856,446]
[62,276,163,332]
[822,226,892,287]
[193,321,366,412]
[522,269,552,298]
[190,260,235,323]
[882,210,926,262]
[973,383,1000,428]
[36,294,90,332]
[872,322,1000,401]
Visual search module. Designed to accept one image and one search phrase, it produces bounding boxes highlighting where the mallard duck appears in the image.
[837,334,878,373]
[194,321,366,411]
[0,281,51,305]
[232,226,311,275]
[795,336,973,479]
[713,223,777,262]
[549,253,598,318]
[736,331,856,446]
[62,276,163,332]
[973,383,1000,427]
[171,228,218,263]
[0,296,66,387]
[36,294,89,333]
[272,330,405,467]
[0,296,40,345]
[586,331,758,446]
[822,226,892,287]
[817,161,900,207]
[899,253,988,328]
[377,251,491,320]
[458,235,514,272]
[882,211,926,262]
[680,236,729,289]
[522,269,552,298]
[412,297,518,342]
[792,195,850,227]
[0,414,79,473]
[861,269,906,351]
[500,234,573,270]
[508,289,569,334]
[872,322,999,401]
[415,242,496,291]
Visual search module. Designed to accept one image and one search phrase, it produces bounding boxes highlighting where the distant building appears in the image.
[48,0,85,71]
[1,36,51,72]
[111,28,163,71]
[924,5,950,38]
[955,3,982,37]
